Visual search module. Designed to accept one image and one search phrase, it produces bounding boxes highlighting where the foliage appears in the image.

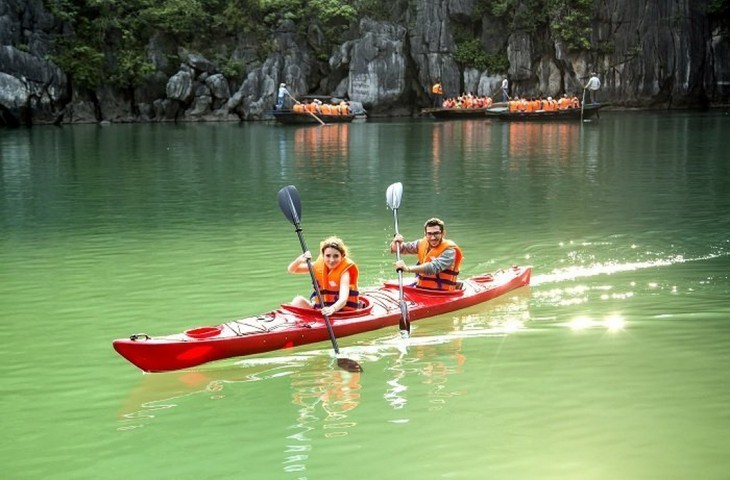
[547,0,592,51]
[137,0,212,41]
[454,39,488,70]
[220,58,247,79]
[707,0,730,23]
[109,48,156,88]
[310,0,357,24]
[482,0,592,51]
[484,0,546,31]
[52,43,104,89]
[354,0,391,20]
[454,39,509,74]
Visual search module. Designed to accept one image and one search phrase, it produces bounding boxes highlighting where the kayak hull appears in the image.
[113,266,531,372]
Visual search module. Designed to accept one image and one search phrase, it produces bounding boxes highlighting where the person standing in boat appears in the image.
[501,77,509,102]
[391,218,463,291]
[276,83,291,110]
[288,236,360,316]
[584,72,601,104]
[432,80,444,107]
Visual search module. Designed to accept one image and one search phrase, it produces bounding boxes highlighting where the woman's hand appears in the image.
[321,306,335,317]
[394,260,409,273]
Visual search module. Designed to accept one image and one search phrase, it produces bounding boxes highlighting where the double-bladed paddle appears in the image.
[386,182,410,335]
[277,185,362,372]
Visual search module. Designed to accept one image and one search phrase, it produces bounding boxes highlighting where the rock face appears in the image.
[0,45,68,126]
[0,0,728,126]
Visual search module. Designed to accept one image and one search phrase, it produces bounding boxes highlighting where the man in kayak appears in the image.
[391,218,463,291]
[288,236,360,315]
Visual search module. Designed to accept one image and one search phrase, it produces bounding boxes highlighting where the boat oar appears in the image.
[306,109,327,126]
[290,94,327,126]
[386,182,410,335]
[581,88,586,122]
[277,185,362,372]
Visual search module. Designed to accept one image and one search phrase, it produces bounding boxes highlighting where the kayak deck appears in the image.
[113,266,531,372]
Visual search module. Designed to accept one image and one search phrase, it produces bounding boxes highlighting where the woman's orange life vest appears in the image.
[293,104,305,113]
[415,239,463,291]
[311,257,360,310]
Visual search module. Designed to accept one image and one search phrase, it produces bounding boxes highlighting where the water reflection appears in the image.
[293,124,350,161]
[507,121,585,163]
[115,295,532,431]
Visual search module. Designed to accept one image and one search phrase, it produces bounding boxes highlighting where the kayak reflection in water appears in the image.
[287,236,361,316]
[391,217,464,291]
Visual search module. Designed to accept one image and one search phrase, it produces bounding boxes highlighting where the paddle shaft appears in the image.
[581,88,586,121]
[291,227,341,353]
[391,208,410,333]
[292,94,327,126]
[306,109,327,126]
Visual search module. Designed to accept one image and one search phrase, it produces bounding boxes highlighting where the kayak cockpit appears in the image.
[278,297,374,318]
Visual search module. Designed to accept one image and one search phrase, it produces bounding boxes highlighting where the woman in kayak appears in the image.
[391,217,463,291]
[288,236,360,315]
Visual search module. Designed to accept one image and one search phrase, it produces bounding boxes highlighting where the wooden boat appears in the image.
[485,103,606,121]
[272,109,357,125]
[422,102,509,119]
[113,266,531,372]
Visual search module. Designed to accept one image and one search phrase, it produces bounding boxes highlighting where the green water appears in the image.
[1,112,729,479]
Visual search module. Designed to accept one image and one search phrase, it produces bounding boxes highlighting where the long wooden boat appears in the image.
[422,102,509,119]
[272,110,357,125]
[113,266,531,372]
[485,103,606,121]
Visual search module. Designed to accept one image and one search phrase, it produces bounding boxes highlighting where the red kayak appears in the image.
[113,266,531,372]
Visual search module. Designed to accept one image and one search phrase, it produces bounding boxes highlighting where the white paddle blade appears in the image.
[386,182,403,210]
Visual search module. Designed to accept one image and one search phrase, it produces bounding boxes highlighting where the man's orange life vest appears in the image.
[312,257,360,310]
[415,239,463,291]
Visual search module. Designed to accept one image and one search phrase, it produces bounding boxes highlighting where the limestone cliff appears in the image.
[0,0,727,126]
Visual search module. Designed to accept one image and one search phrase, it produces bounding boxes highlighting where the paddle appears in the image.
[386,182,410,335]
[581,88,586,122]
[277,185,362,372]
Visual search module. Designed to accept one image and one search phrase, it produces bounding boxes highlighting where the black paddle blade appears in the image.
[277,185,302,225]
[399,302,410,334]
[337,357,363,372]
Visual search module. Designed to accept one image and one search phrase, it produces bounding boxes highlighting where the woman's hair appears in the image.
[320,236,349,257]
[423,217,445,232]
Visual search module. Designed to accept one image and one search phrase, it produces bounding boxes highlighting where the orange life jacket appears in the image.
[415,239,463,291]
[432,83,443,95]
[293,104,304,113]
[312,257,360,310]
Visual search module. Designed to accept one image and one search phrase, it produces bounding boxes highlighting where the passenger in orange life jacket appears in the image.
[288,236,360,316]
[390,218,464,291]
